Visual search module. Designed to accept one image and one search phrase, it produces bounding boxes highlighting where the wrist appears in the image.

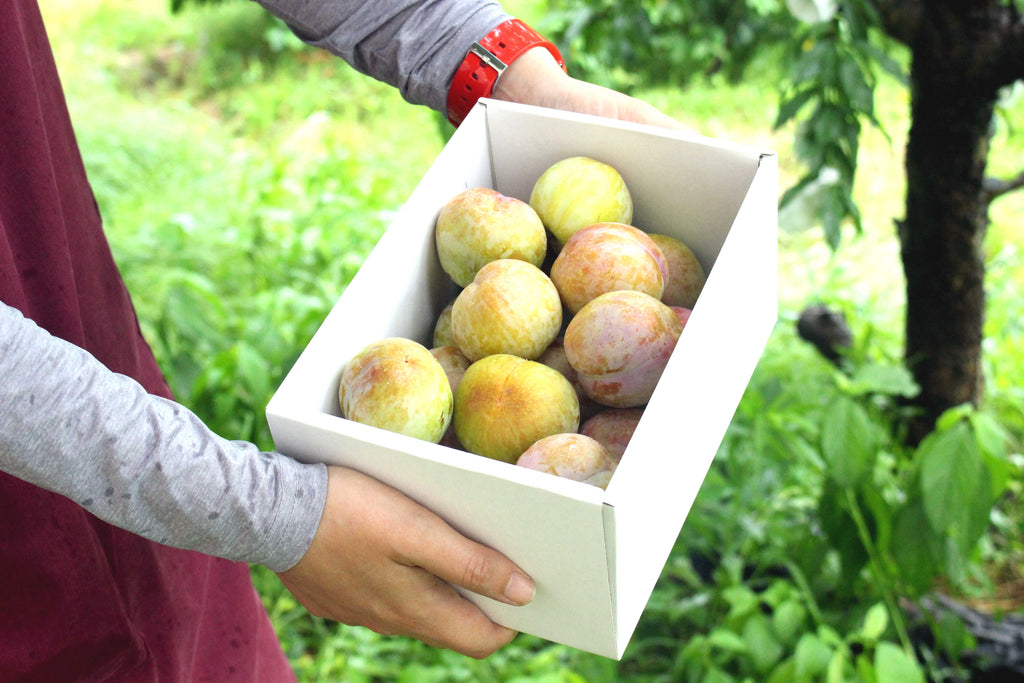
[446,18,566,127]
[492,46,570,107]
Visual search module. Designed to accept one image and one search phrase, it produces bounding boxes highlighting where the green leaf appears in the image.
[943,532,969,586]
[968,411,1012,499]
[722,584,760,624]
[823,196,844,249]
[708,628,750,654]
[860,603,889,642]
[794,633,834,678]
[889,498,942,595]
[858,478,893,552]
[863,43,908,85]
[917,422,989,533]
[776,88,818,128]
[844,363,919,398]
[855,652,877,683]
[743,614,785,674]
[874,642,925,683]
[826,649,849,683]
[819,480,870,586]
[792,40,831,83]
[817,624,844,647]
[820,396,877,486]
[704,667,738,683]
[813,107,847,144]
[934,404,975,431]
[838,57,874,114]
[772,599,808,647]
[766,657,798,683]
[779,173,819,208]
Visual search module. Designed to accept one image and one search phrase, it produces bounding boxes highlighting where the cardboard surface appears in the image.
[266,99,778,658]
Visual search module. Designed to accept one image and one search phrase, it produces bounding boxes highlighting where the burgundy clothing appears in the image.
[0,1,295,680]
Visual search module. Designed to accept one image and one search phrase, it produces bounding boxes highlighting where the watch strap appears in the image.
[446,18,566,127]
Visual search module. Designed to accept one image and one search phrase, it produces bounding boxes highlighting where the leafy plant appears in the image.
[544,0,796,90]
[615,320,1017,682]
[774,1,904,248]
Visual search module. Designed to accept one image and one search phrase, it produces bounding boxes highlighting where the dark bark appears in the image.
[900,6,995,435]
[873,1,1024,438]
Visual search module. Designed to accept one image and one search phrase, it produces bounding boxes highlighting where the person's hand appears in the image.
[493,46,695,133]
[276,466,535,659]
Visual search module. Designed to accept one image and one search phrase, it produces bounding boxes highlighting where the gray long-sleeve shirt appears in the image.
[0,0,509,572]
[0,303,321,571]
[256,0,509,113]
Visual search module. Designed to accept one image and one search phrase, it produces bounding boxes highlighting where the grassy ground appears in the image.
[36,0,1024,678]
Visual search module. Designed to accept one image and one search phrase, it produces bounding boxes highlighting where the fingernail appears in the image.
[503,572,535,606]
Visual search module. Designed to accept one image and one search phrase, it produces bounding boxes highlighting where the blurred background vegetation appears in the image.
[39,0,1023,680]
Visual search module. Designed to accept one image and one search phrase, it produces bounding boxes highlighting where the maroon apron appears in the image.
[0,1,296,679]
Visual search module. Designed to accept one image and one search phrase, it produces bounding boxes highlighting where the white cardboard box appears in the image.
[266,99,778,659]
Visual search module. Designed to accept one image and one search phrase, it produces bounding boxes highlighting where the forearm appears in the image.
[252,0,509,112]
[0,302,326,572]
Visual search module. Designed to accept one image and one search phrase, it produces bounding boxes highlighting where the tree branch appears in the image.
[983,169,1024,204]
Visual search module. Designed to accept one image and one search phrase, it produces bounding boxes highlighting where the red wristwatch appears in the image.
[446,18,566,127]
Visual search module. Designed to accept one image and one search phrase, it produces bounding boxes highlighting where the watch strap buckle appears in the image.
[468,42,508,75]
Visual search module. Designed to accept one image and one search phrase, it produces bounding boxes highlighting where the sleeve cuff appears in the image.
[251,458,330,572]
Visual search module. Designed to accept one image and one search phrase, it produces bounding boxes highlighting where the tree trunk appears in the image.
[899,6,1001,439]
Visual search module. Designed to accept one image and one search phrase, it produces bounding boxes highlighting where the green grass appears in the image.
[37,0,1024,679]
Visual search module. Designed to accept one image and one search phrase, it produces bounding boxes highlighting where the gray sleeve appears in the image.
[0,302,327,572]
[252,0,511,113]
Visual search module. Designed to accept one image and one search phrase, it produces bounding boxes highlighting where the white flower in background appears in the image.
[786,0,839,23]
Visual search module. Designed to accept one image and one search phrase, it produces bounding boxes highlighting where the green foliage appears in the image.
[620,328,1017,682]
[774,0,907,248]
[545,0,796,91]
[670,591,926,683]
[544,0,908,249]
[83,110,395,448]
